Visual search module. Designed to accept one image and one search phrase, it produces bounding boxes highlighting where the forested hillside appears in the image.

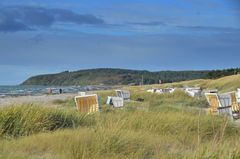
[22,68,240,86]
[22,68,208,86]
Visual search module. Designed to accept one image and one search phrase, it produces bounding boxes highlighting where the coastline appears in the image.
[0,85,117,107]
[0,93,76,107]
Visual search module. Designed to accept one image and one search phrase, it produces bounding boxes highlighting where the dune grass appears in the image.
[0,104,94,138]
[0,106,239,159]
[137,74,240,93]
[1,75,240,158]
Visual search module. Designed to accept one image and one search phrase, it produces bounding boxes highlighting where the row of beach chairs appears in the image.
[147,87,202,97]
[205,89,240,120]
[147,86,219,98]
[74,90,130,113]
[147,88,175,94]
[74,87,240,120]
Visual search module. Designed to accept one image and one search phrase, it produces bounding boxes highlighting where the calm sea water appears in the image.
[0,85,112,97]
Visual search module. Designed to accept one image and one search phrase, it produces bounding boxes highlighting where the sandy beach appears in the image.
[0,93,76,107]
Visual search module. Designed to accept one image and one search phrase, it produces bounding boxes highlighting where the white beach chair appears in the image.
[148,88,175,94]
[106,96,124,108]
[112,97,124,108]
[161,88,168,93]
[162,88,175,94]
[155,89,163,94]
[185,87,202,97]
[115,90,130,100]
[169,88,175,93]
[74,94,99,114]
[78,92,86,96]
[147,89,156,93]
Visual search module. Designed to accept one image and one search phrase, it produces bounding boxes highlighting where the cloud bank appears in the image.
[0,6,104,32]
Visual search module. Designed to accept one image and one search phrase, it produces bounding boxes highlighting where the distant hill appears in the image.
[21,68,240,86]
[21,68,209,86]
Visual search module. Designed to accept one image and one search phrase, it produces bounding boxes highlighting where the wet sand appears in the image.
[0,93,76,107]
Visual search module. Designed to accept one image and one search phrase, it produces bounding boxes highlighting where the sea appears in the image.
[0,85,114,97]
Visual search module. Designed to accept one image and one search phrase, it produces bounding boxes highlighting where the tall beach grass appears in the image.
[1,75,240,158]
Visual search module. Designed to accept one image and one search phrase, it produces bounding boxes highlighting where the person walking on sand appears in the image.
[59,88,63,94]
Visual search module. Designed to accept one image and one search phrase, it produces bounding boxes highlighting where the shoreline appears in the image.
[0,93,77,107]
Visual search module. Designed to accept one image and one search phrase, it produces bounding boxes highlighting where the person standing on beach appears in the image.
[59,89,63,94]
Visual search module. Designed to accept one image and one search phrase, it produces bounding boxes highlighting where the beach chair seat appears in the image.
[205,93,220,115]
[75,94,99,114]
[115,90,130,100]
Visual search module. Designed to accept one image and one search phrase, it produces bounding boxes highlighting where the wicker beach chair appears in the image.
[116,90,130,100]
[205,92,237,120]
[75,94,99,113]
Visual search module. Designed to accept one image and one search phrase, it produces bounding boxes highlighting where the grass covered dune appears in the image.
[0,105,239,159]
[1,75,240,159]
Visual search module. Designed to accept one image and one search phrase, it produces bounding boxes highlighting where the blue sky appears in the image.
[0,0,239,85]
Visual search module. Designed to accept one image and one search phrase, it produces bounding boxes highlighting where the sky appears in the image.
[0,0,240,85]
